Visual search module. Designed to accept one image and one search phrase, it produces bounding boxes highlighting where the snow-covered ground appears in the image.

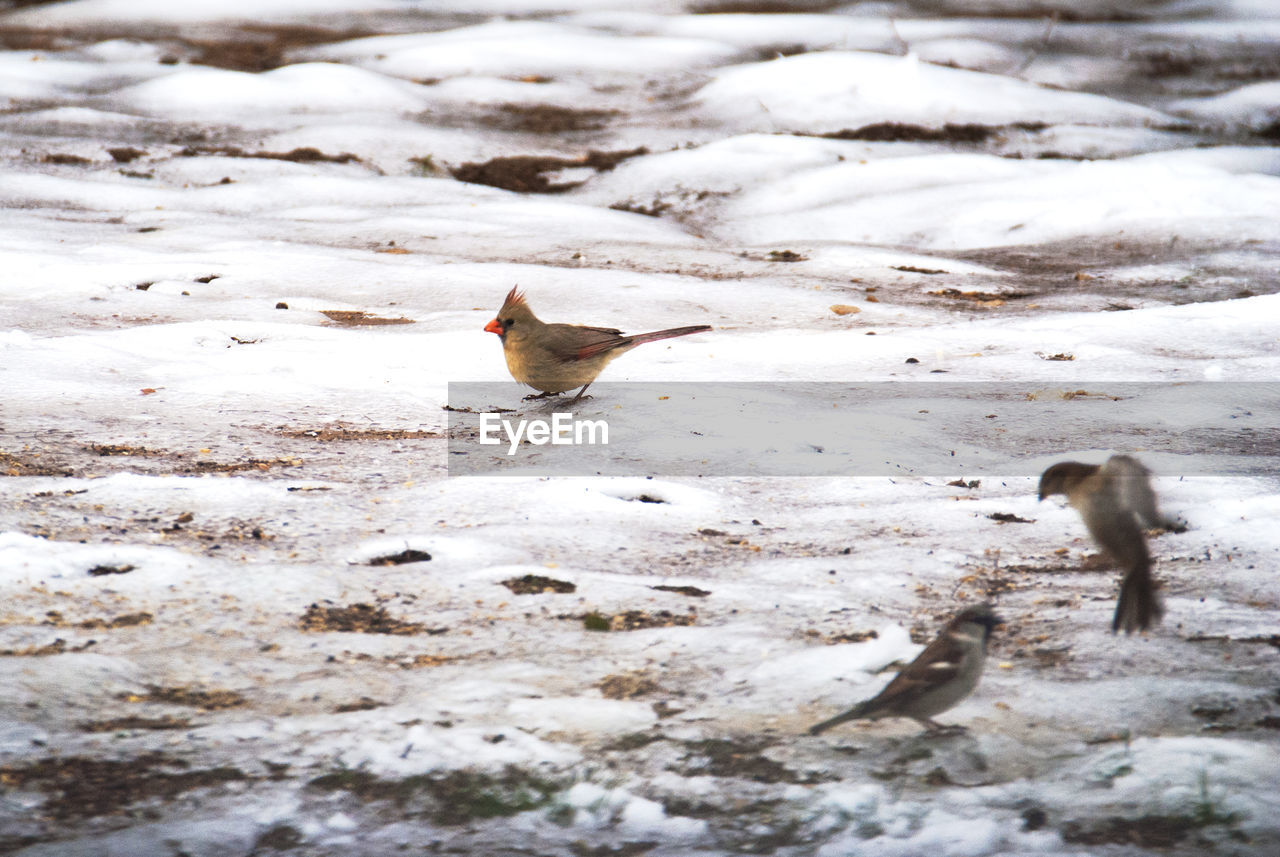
[1,0,1279,854]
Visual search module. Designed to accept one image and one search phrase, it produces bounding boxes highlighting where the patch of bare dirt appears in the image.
[0,638,96,657]
[1061,814,1214,848]
[988,512,1035,524]
[1,450,73,477]
[276,425,443,441]
[119,685,248,710]
[75,612,153,630]
[40,609,153,630]
[674,738,826,785]
[767,249,807,262]
[187,456,303,474]
[0,21,382,72]
[87,563,136,576]
[0,23,73,51]
[804,628,879,645]
[954,237,1280,307]
[77,716,194,732]
[107,146,147,163]
[333,697,384,713]
[820,122,1045,144]
[0,752,248,820]
[480,103,620,133]
[928,288,1034,306]
[502,575,577,594]
[320,310,414,326]
[598,672,662,699]
[178,145,361,164]
[571,609,698,632]
[305,766,562,826]
[650,584,710,597]
[450,148,647,194]
[41,153,93,166]
[366,549,433,566]
[88,443,167,458]
[337,650,454,668]
[998,563,1088,575]
[691,0,845,12]
[175,24,376,72]
[299,602,428,635]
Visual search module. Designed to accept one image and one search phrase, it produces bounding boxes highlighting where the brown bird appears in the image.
[809,604,1003,735]
[484,287,711,402]
[1038,454,1177,634]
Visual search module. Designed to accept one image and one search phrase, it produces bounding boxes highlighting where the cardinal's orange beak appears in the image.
[484,318,504,335]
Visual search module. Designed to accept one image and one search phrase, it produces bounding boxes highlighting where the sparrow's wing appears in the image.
[859,632,968,713]
[1106,456,1166,529]
[1089,463,1163,632]
[539,323,628,363]
[1079,478,1150,571]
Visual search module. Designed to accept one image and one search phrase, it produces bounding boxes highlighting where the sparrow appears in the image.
[1037,454,1175,634]
[808,603,1003,735]
[484,287,711,402]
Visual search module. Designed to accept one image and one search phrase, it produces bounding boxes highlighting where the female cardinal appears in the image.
[1038,454,1177,634]
[484,286,711,401]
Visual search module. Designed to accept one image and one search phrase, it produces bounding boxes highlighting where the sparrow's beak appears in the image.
[484,318,504,335]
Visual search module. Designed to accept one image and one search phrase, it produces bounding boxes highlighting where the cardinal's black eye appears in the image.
[502,318,514,328]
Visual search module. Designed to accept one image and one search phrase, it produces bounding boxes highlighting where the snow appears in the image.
[4,0,406,26]
[2,0,1280,854]
[1171,81,1280,133]
[117,63,430,118]
[301,20,742,80]
[697,51,1167,134]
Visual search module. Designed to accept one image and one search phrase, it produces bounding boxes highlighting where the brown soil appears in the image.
[320,310,415,326]
[572,609,698,632]
[120,685,248,710]
[450,148,647,194]
[673,738,824,785]
[366,549,433,566]
[0,752,248,820]
[77,716,194,732]
[277,425,442,441]
[502,575,577,594]
[650,584,711,597]
[0,638,96,656]
[1,450,73,477]
[598,672,662,699]
[481,103,620,133]
[179,145,361,164]
[299,602,428,635]
[821,122,1045,144]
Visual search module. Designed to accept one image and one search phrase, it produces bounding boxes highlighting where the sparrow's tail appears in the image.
[1113,559,1165,634]
[627,325,712,346]
[807,702,872,736]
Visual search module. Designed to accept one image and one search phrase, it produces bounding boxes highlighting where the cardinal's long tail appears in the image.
[628,325,712,346]
[1113,559,1164,634]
